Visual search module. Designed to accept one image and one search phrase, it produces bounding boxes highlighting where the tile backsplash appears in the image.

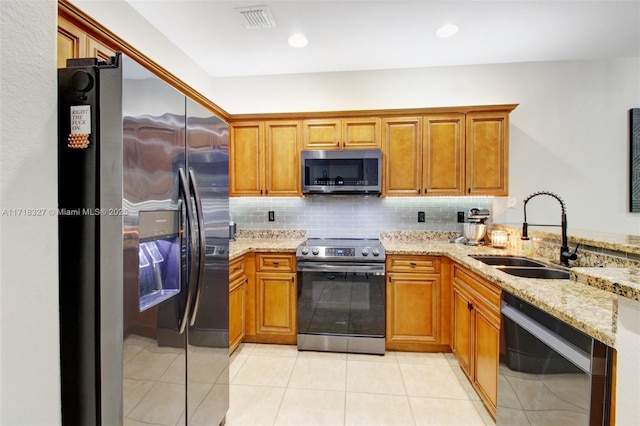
[230,196,494,239]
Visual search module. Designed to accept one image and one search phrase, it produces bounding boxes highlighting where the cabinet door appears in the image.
[229,278,246,353]
[87,36,116,63]
[386,274,439,345]
[264,121,301,196]
[382,117,422,196]
[230,122,263,196]
[303,119,341,149]
[257,273,296,335]
[452,284,473,377]
[342,118,381,149]
[57,17,86,68]
[424,114,465,196]
[465,112,509,196]
[474,304,500,416]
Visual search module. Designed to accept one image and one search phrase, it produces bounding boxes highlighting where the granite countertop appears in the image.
[230,237,305,260]
[571,267,640,302]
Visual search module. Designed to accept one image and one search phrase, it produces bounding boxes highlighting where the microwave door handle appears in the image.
[178,168,197,335]
[187,169,206,326]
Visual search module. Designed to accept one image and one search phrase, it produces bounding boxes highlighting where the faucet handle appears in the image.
[561,244,579,264]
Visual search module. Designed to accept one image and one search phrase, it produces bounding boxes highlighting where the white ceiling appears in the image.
[125,0,640,78]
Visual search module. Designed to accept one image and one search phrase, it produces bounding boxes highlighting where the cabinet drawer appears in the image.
[229,256,246,283]
[453,265,501,312]
[386,255,440,273]
[256,253,295,272]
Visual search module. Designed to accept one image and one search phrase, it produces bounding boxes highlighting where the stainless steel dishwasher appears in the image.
[497,292,612,425]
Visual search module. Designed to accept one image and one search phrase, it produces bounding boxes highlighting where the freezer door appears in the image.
[121,55,192,426]
[184,98,230,425]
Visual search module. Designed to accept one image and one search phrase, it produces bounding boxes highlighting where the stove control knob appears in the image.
[300,247,309,255]
[312,248,320,255]
[372,249,380,256]
[361,249,369,256]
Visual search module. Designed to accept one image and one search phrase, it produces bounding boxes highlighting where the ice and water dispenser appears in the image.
[138,210,181,311]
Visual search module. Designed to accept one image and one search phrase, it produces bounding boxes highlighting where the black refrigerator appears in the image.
[58,53,229,425]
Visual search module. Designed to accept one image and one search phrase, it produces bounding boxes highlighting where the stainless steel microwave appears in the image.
[301,149,382,194]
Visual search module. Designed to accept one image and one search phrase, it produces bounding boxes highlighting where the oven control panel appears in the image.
[297,239,385,262]
[326,247,355,256]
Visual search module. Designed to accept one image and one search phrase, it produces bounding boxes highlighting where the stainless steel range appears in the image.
[296,238,386,355]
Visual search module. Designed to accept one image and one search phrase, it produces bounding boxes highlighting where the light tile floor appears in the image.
[227,343,496,426]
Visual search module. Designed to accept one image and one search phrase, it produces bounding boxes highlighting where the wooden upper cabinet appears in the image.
[57,16,116,68]
[383,111,510,197]
[303,119,340,149]
[382,117,422,196]
[264,121,301,196]
[465,112,509,196]
[57,16,85,68]
[229,121,301,197]
[423,114,465,196]
[342,118,381,149]
[303,118,381,150]
[87,36,116,63]
[230,107,514,198]
[230,122,263,196]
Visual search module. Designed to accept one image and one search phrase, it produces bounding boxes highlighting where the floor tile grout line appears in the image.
[271,347,299,426]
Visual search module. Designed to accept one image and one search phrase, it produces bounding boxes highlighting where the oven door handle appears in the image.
[297,262,385,275]
[501,300,591,373]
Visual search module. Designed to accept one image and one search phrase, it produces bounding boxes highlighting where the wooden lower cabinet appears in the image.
[229,256,247,354]
[452,284,472,375]
[385,255,450,351]
[451,263,501,419]
[229,276,246,353]
[242,252,297,345]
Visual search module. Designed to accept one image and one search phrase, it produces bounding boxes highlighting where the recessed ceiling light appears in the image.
[288,33,308,48]
[436,23,459,38]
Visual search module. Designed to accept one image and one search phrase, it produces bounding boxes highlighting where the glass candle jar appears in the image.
[491,230,508,248]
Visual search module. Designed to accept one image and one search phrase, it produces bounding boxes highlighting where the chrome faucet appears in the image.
[521,191,578,266]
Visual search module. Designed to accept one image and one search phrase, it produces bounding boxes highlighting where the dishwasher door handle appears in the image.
[501,301,591,373]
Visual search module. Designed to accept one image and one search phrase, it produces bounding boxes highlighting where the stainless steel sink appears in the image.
[469,255,570,279]
[496,267,570,279]
[469,255,546,267]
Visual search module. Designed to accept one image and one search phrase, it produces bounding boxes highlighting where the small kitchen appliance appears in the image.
[301,149,382,195]
[462,208,490,245]
[296,238,386,354]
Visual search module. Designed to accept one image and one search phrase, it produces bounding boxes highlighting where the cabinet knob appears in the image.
[467,301,473,311]
[468,188,471,194]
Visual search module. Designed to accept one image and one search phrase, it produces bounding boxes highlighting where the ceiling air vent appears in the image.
[236,5,277,29]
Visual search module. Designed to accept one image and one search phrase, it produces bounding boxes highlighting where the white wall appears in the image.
[0,1,61,424]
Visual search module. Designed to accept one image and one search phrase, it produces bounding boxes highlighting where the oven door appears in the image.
[296,261,385,354]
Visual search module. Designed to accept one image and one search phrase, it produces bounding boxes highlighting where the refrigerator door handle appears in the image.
[178,167,198,334]
[188,168,206,326]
